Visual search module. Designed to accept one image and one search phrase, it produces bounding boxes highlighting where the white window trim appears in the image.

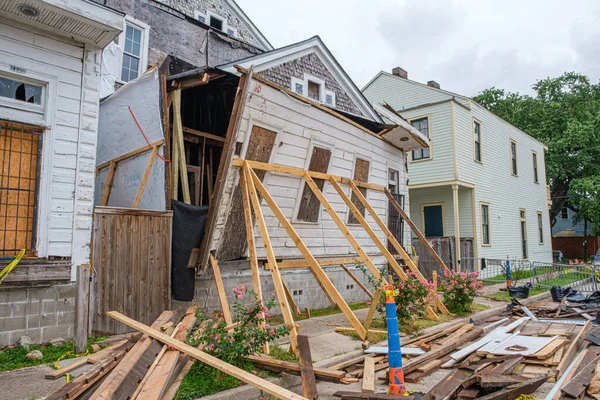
[473,118,482,163]
[206,10,227,32]
[537,211,544,244]
[480,202,491,246]
[0,71,46,116]
[226,26,238,37]
[194,10,207,24]
[116,16,150,85]
[408,114,433,162]
[292,137,336,224]
[289,73,335,106]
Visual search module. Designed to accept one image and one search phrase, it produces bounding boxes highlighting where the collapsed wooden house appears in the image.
[92,36,451,345]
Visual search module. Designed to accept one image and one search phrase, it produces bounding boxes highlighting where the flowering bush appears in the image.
[186,286,288,363]
[570,259,587,266]
[439,270,483,313]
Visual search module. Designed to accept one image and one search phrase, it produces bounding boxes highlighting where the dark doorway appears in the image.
[423,205,444,237]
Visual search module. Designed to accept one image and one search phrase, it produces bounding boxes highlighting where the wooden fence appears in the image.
[552,236,600,260]
[413,237,474,279]
[91,207,172,335]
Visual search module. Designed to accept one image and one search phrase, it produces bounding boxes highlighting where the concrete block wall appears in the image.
[0,284,76,348]
[192,260,375,316]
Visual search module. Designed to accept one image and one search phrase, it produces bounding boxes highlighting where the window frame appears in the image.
[510,139,518,176]
[290,74,335,106]
[347,153,372,225]
[0,71,45,115]
[532,151,539,184]
[537,211,544,244]
[520,208,528,259]
[560,207,569,220]
[118,16,149,85]
[473,118,482,163]
[409,115,432,162]
[480,202,491,246]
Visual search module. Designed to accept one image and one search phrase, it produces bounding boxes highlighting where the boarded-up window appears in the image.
[297,147,332,222]
[348,158,370,224]
[0,121,42,256]
[307,81,320,101]
[217,125,277,261]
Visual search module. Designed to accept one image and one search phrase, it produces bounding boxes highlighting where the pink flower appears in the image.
[569,260,574,265]
[269,329,275,336]
[252,370,257,375]
[264,323,270,328]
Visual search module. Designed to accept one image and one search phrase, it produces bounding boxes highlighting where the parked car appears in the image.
[553,250,564,263]
[593,249,600,267]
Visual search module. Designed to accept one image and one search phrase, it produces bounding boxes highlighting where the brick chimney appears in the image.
[427,80,440,89]
[392,67,407,79]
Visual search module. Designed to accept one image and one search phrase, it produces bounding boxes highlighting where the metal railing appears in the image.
[460,258,533,286]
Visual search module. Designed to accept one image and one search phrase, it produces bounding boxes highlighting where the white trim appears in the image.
[0,70,45,117]
[117,16,149,84]
[194,10,207,24]
[290,73,331,105]
[206,10,227,32]
[218,36,381,122]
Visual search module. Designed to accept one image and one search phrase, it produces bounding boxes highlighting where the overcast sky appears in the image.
[241,0,600,97]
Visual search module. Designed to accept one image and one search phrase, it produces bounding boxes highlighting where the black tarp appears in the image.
[171,200,209,301]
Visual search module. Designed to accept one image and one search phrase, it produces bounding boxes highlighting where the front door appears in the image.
[423,205,443,237]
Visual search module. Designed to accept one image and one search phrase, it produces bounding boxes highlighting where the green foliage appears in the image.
[439,270,483,313]
[473,73,600,231]
[186,286,288,364]
[268,344,298,363]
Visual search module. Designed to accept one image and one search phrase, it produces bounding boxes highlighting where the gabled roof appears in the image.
[225,0,273,51]
[218,36,383,123]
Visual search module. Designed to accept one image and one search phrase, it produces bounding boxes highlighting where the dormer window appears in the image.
[291,74,336,107]
[209,15,223,30]
[194,10,236,37]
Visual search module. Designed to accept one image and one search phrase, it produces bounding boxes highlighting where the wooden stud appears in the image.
[244,164,300,356]
[556,321,592,380]
[171,115,180,202]
[384,188,451,275]
[298,335,318,400]
[132,145,159,208]
[107,312,308,400]
[200,137,206,205]
[96,140,165,172]
[339,263,373,298]
[100,161,117,206]
[265,256,363,270]
[248,165,367,340]
[240,168,268,353]
[333,178,438,319]
[172,89,191,204]
[305,307,311,319]
[364,288,382,331]
[181,126,226,143]
[362,356,375,393]
[209,254,233,326]
[74,264,90,354]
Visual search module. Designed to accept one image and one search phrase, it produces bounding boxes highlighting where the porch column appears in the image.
[452,184,461,271]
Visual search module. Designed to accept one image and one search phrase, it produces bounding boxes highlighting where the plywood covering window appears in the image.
[0,121,42,256]
[348,158,370,224]
[297,147,332,222]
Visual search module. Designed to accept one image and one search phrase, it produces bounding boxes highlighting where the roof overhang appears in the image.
[373,104,429,151]
[218,36,383,123]
[0,0,123,48]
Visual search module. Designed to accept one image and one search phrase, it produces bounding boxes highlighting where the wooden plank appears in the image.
[132,145,159,208]
[531,337,568,359]
[181,126,226,142]
[231,159,387,192]
[556,321,592,380]
[476,374,549,400]
[244,165,299,356]
[297,335,318,400]
[87,339,130,363]
[45,357,89,380]
[340,263,373,298]
[561,354,600,398]
[96,140,165,172]
[100,161,117,206]
[361,356,375,393]
[364,288,382,331]
[331,177,438,320]
[282,277,302,316]
[107,312,308,400]
[384,188,451,275]
[333,392,414,400]
[438,324,474,346]
[248,165,366,340]
[588,359,600,399]
[248,355,346,381]
[74,264,91,353]
[422,368,472,400]
[296,146,332,223]
[265,257,363,270]
[209,254,233,326]
[172,89,190,204]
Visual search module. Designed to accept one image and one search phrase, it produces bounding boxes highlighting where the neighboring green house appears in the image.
[363,68,553,269]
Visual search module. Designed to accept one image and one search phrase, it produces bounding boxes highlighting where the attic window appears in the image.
[307,81,320,101]
[291,74,336,107]
[210,15,223,31]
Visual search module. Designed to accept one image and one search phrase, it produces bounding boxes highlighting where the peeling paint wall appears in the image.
[95,69,167,211]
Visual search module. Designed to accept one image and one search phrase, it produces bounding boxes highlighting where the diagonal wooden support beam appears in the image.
[100,161,117,206]
[209,254,233,326]
[243,165,300,356]
[339,263,373,299]
[301,172,385,283]
[247,164,367,340]
[330,178,438,320]
[132,145,159,208]
[240,169,269,353]
[384,188,451,275]
[349,181,449,316]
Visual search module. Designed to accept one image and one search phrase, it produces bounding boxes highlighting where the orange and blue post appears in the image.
[506,255,512,288]
[385,284,406,395]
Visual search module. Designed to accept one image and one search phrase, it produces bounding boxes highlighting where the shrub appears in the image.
[439,270,483,313]
[186,286,288,364]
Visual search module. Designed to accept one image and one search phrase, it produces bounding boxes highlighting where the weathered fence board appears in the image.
[92,207,172,335]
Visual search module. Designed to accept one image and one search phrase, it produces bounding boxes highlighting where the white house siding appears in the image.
[0,21,101,268]
[455,103,552,262]
[211,78,410,261]
[362,72,468,111]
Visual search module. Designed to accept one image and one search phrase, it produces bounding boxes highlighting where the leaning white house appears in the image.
[363,68,553,269]
[0,0,123,347]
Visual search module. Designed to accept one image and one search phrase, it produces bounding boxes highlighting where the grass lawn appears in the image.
[175,345,295,400]
[485,287,547,302]
[0,337,108,373]
[267,301,369,325]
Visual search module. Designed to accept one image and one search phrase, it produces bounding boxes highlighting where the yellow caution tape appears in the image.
[515,395,537,400]
[0,248,25,284]
[66,373,71,383]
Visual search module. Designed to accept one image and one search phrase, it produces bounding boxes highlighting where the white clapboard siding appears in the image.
[0,20,100,267]
[211,78,409,260]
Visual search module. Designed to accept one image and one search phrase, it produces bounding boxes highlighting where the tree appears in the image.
[473,73,600,237]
